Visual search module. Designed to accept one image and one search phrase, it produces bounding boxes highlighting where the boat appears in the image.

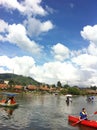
[66,94,72,97]
[86,96,94,102]
[66,94,72,103]
[0,92,19,108]
[0,102,19,108]
[68,115,97,128]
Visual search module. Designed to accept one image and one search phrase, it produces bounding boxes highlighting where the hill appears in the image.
[0,73,41,86]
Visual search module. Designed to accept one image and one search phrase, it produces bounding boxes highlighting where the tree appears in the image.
[8,79,15,87]
[57,81,62,88]
[68,87,80,95]
[64,84,70,88]
[52,84,56,88]
[90,86,97,90]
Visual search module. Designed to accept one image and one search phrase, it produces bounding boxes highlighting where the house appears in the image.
[14,85,23,92]
[39,85,50,91]
[0,83,9,90]
[4,80,9,84]
[27,85,37,91]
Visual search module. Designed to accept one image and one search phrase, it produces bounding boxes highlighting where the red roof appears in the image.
[39,86,50,91]
[27,85,37,90]
[0,83,8,89]
[14,85,23,89]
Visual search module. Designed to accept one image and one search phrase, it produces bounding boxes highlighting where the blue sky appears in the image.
[0,0,97,87]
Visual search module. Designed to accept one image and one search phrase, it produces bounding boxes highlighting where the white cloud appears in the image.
[81,25,97,45]
[7,23,42,54]
[0,56,78,85]
[72,54,97,70]
[24,18,54,37]
[0,21,43,55]
[45,5,55,14]
[51,43,70,61]
[22,0,47,16]
[0,19,8,32]
[87,42,97,56]
[40,20,54,32]
[0,0,47,16]
[21,61,80,85]
[0,56,35,75]
[1,54,97,87]
[0,0,54,55]
[0,17,54,55]
[0,0,25,12]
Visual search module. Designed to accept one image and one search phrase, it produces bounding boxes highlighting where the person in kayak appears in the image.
[5,96,16,104]
[79,108,88,120]
[5,97,11,104]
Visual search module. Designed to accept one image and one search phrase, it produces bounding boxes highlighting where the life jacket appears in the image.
[82,111,87,115]
[10,98,16,104]
[80,111,87,119]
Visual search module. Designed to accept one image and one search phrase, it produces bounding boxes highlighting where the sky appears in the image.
[0,0,97,87]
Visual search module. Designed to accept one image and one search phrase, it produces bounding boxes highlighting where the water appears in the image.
[0,93,97,130]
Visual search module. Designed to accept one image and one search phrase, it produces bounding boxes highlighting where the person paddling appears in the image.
[79,108,88,120]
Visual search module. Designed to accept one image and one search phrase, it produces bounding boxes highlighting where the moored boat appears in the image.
[68,115,97,128]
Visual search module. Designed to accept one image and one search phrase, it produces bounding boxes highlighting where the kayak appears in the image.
[0,102,19,108]
[68,115,97,128]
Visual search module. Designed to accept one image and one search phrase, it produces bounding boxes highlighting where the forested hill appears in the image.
[0,73,41,86]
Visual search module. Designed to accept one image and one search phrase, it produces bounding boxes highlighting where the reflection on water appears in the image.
[0,93,97,130]
[0,107,16,119]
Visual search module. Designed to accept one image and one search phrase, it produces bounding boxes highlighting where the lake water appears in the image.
[0,93,97,130]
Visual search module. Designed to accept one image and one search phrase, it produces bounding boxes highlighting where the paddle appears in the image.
[72,111,97,126]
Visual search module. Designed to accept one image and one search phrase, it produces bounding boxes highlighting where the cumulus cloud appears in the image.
[51,43,70,61]
[21,0,47,16]
[81,25,97,44]
[81,24,97,56]
[1,54,97,87]
[0,56,35,75]
[0,0,54,55]
[0,20,43,55]
[0,0,47,16]
[87,42,97,56]
[7,23,43,54]
[0,19,8,32]
[24,18,54,37]
[72,54,97,70]
[33,61,79,85]
[0,0,25,12]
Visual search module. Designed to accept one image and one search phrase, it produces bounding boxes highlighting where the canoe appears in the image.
[0,102,19,108]
[68,115,97,128]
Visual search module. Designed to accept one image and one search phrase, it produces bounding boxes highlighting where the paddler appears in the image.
[79,108,88,120]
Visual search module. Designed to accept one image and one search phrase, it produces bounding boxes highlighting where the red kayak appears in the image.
[68,115,97,128]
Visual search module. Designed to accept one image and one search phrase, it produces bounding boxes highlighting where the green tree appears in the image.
[52,84,56,88]
[67,87,80,95]
[8,79,15,87]
[64,84,70,88]
[57,81,62,88]
[90,86,97,90]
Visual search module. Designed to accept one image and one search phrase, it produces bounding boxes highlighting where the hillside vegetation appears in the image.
[0,73,41,86]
